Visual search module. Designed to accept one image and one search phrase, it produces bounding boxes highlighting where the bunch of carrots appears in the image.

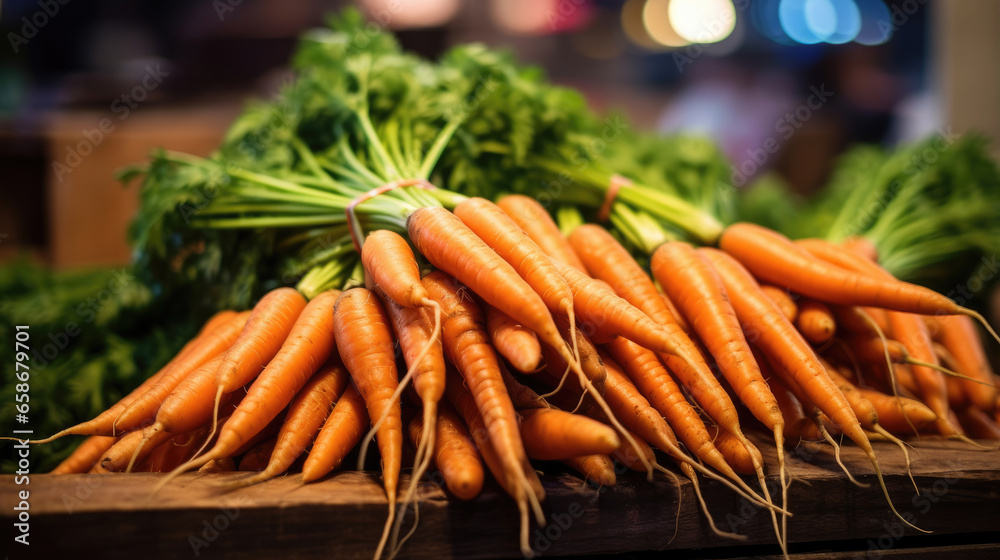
[23,192,1000,560]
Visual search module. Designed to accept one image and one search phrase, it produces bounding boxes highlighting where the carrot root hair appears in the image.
[680,464,747,541]
[873,424,917,494]
[961,308,1000,348]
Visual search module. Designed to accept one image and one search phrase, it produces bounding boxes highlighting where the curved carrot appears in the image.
[760,285,798,323]
[722,224,961,314]
[232,354,350,487]
[301,385,369,482]
[519,408,620,460]
[485,303,542,373]
[796,299,836,345]
[408,403,484,501]
[562,454,616,487]
[496,194,588,272]
[50,436,117,474]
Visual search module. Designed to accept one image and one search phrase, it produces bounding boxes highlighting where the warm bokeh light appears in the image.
[667,0,737,44]
[361,0,461,30]
[642,0,690,48]
[622,0,668,50]
[489,0,557,36]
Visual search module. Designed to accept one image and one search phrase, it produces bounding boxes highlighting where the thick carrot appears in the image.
[96,429,173,473]
[519,408,620,460]
[796,300,836,345]
[722,224,963,315]
[485,303,542,373]
[408,403,484,501]
[136,426,210,473]
[933,315,999,412]
[301,385,369,482]
[50,436,117,474]
[233,354,350,486]
[362,230,432,308]
[562,454,616,487]
[496,194,588,272]
[760,285,798,323]
[423,272,545,518]
[409,207,568,362]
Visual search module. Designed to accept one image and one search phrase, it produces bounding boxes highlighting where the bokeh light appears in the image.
[668,0,737,44]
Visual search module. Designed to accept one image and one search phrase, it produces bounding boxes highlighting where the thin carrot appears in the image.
[423,271,545,535]
[760,285,798,323]
[444,373,540,557]
[496,194,588,272]
[796,299,836,345]
[485,303,542,373]
[231,354,350,487]
[110,310,252,435]
[301,385,369,482]
[407,403,484,501]
[50,436,117,474]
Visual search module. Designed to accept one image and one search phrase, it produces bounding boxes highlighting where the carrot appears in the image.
[723,224,980,319]
[955,406,1000,440]
[760,285,798,323]
[485,303,542,373]
[423,271,545,537]
[206,288,307,433]
[96,428,173,473]
[408,207,569,363]
[407,403,484,500]
[540,316,607,398]
[16,310,245,445]
[500,366,551,411]
[568,224,680,328]
[597,346,773,508]
[171,289,338,473]
[796,300,836,345]
[706,425,760,476]
[932,315,999,412]
[496,194,588,272]
[842,236,879,262]
[855,387,937,433]
[562,454,616,487]
[111,310,252,435]
[301,385,369,482]
[519,408,620,460]
[232,354,350,486]
[699,247,917,535]
[444,372,541,556]
[763,372,817,442]
[239,438,277,472]
[50,436,117,474]
[138,353,230,452]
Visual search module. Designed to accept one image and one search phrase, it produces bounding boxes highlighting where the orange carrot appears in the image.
[50,436,117,474]
[136,425,210,473]
[234,354,350,486]
[519,408,620,460]
[562,454,616,487]
[209,287,307,432]
[423,271,545,533]
[485,303,542,373]
[706,425,760,476]
[301,385,369,482]
[110,310,252,435]
[933,315,999,412]
[853,387,936,434]
[407,403,484,501]
[796,299,836,345]
[760,285,798,323]
[842,236,879,262]
[722,224,966,316]
[496,194,588,272]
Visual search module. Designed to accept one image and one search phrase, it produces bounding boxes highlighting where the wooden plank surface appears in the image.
[1,439,998,559]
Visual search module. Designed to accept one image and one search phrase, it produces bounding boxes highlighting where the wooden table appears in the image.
[2,439,998,559]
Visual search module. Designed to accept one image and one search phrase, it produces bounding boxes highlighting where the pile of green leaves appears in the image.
[0,260,196,471]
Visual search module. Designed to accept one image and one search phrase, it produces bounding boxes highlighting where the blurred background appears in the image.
[1,0,998,268]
